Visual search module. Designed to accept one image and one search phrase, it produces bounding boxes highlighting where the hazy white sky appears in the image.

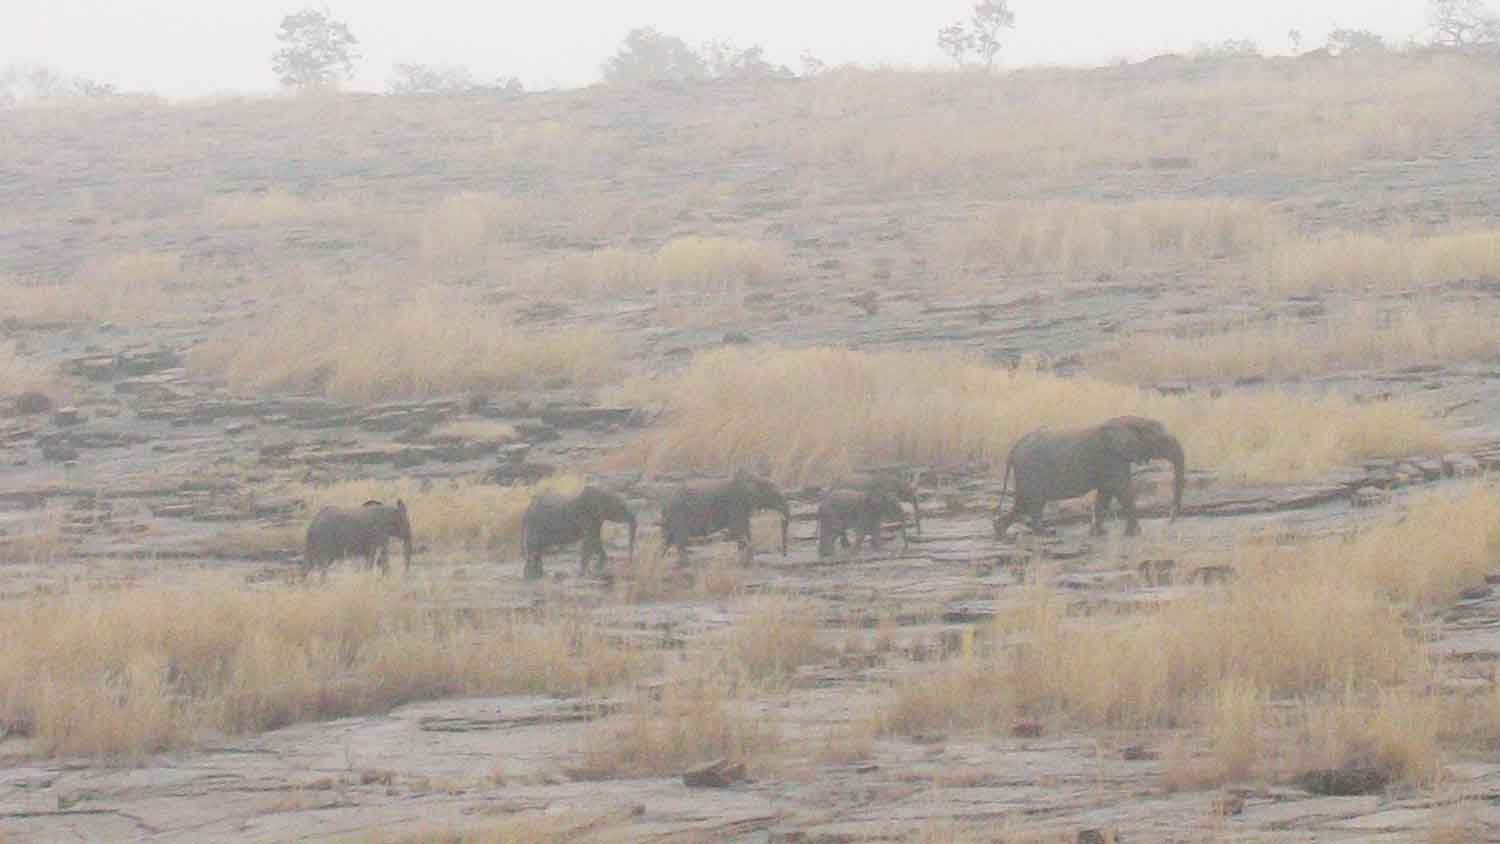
[3,1,1430,97]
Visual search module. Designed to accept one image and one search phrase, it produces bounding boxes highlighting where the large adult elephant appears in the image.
[520,486,636,579]
[660,471,790,563]
[304,499,413,575]
[993,416,1184,538]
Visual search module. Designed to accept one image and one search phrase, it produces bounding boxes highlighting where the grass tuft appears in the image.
[936,198,1282,279]
[0,571,648,758]
[615,346,1444,485]
[188,291,619,401]
[1093,305,1500,382]
[1256,229,1500,294]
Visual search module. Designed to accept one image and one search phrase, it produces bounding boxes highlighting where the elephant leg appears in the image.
[1099,462,1138,536]
[584,524,607,575]
[732,514,754,564]
[868,518,884,551]
[1027,499,1047,534]
[993,505,1013,539]
[524,551,544,580]
[1091,491,1111,537]
[1118,484,1140,536]
[995,494,1027,538]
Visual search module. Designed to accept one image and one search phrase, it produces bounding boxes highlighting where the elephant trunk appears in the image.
[401,532,413,571]
[908,491,921,535]
[1162,435,1185,520]
[626,515,637,563]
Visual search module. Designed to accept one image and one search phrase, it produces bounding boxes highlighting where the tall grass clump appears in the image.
[0,252,189,323]
[548,236,785,297]
[723,595,825,687]
[878,485,1500,785]
[740,55,1490,195]
[573,656,781,779]
[0,572,648,758]
[206,188,358,227]
[187,292,619,401]
[937,198,1283,279]
[416,191,525,266]
[0,339,59,399]
[1255,229,1500,294]
[615,346,1444,485]
[1092,305,1500,382]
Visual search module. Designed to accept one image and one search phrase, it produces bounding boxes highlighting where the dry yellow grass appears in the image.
[297,475,585,554]
[430,419,520,444]
[878,485,1500,785]
[1093,305,1500,382]
[615,538,745,603]
[547,236,785,297]
[0,252,192,323]
[367,811,631,844]
[1291,689,1446,788]
[723,595,825,687]
[907,821,1070,844]
[0,503,73,563]
[0,279,89,323]
[935,198,1283,279]
[551,247,655,294]
[187,291,619,401]
[77,250,182,290]
[615,346,1445,485]
[416,191,527,267]
[573,657,781,779]
[1255,229,1500,294]
[206,188,359,227]
[0,571,648,758]
[571,595,817,778]
[731,56,1489,195]
[0,339,59,399]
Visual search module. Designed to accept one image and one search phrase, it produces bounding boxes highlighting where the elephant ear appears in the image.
[1098,423,1152,463]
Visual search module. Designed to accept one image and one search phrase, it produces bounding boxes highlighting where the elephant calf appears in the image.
[817,488,909,559]
[521,486,636,579]
[304,499,413,576]
[995,415,1185,538]
[660,470,789,564]
[845,469,922,535]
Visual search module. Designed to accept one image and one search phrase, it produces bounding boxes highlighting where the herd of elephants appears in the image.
[302,415,1188,578]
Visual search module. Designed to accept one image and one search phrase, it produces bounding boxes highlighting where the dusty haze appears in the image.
[5,0,1427,96]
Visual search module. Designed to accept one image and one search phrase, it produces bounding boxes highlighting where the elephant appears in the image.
[816,487,909,558]
[520,486,636,579]
[660,470,789,563]
[845,468,923,535]
[304,499,413,575]
[993,416,1185,538]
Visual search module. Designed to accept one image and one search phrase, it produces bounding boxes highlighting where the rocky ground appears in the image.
[6,275,1500,842]
[9,66,1500,842]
